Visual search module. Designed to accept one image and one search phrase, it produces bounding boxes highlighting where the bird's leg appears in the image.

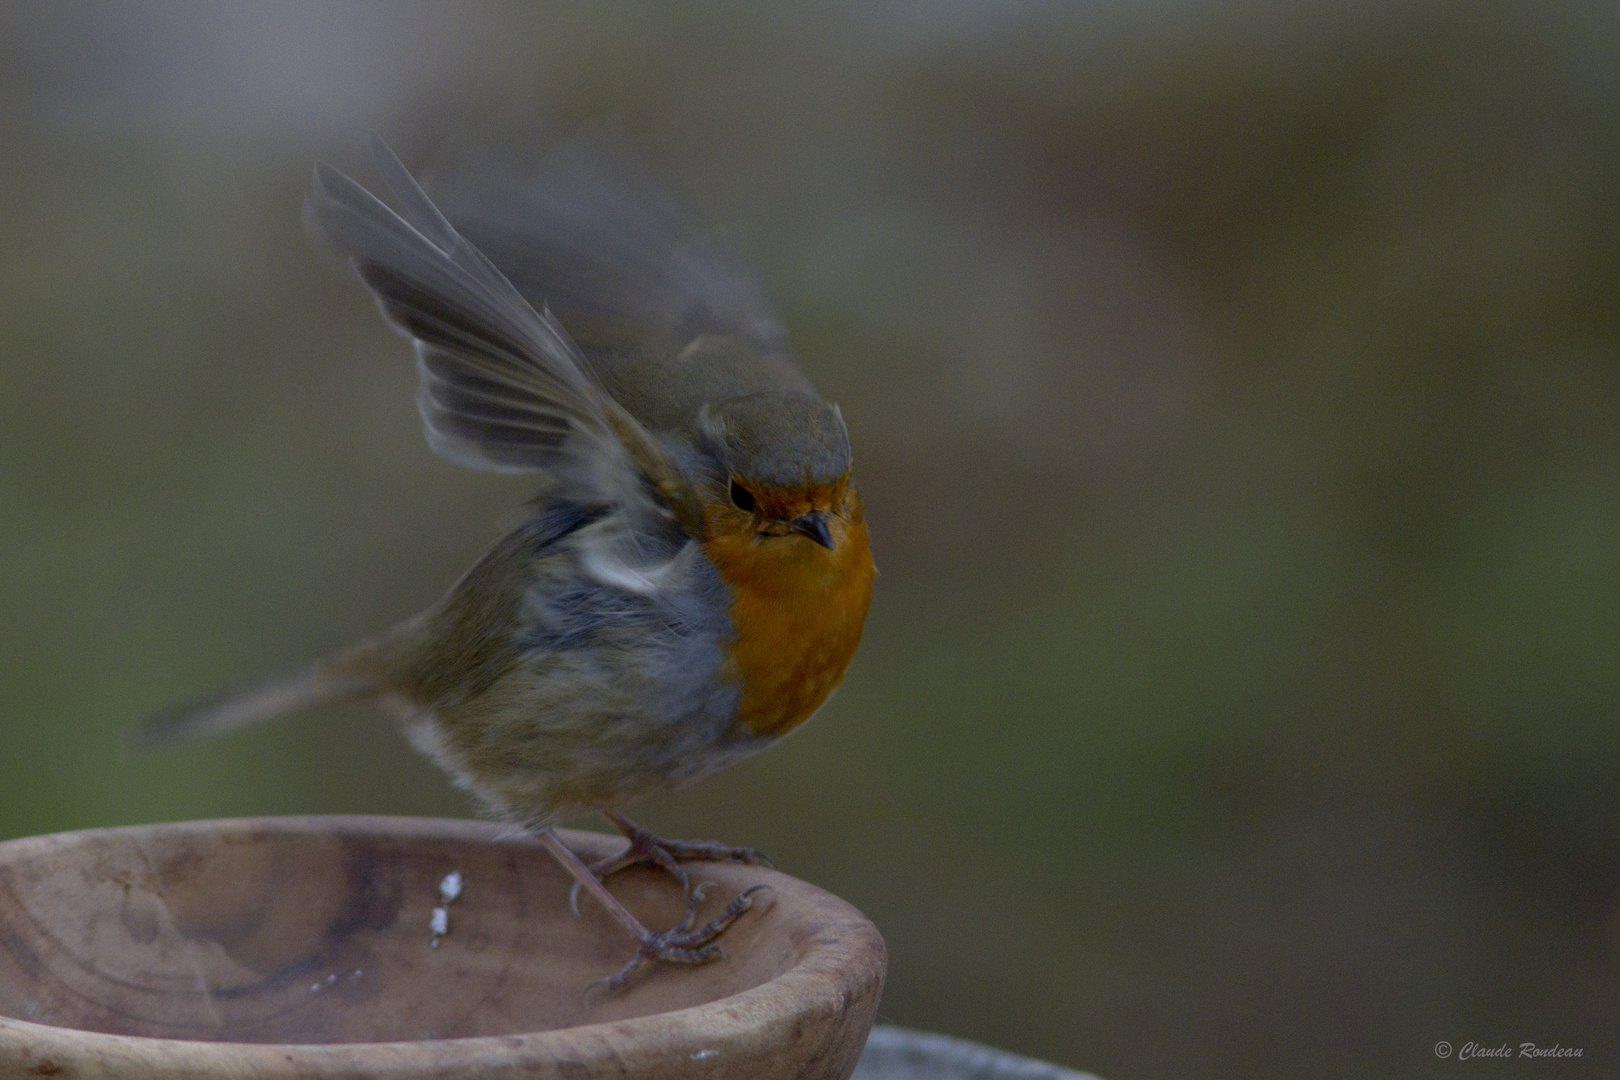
[537,829,769,994]
[582,808,773,898]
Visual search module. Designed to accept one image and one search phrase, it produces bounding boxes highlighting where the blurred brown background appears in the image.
[2,2,1617,1077]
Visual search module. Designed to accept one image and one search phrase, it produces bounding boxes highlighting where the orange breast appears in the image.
[702,490,875,737]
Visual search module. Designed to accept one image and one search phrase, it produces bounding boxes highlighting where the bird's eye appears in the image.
[729,478,757,513]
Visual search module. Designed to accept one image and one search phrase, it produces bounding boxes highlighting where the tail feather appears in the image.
[129,663,378,752]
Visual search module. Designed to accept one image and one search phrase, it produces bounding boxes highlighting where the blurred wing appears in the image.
[304,134,703,535]
[421,139,787,355]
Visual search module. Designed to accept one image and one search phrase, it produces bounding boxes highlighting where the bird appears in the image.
[133,134,875,992]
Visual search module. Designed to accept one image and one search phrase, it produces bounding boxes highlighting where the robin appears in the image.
[134,135,875,991]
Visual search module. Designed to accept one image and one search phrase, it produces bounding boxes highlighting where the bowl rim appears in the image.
[0,815,887,1078]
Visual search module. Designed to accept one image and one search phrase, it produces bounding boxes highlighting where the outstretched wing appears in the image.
[419,139,787,355]
[304,134,703,536]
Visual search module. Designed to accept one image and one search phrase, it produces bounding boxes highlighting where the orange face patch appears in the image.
[701,481,874,738]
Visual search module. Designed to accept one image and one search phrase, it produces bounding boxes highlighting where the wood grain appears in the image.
[0,817,885,1078]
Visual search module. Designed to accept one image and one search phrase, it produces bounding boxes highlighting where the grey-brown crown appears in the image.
[699,391,851,489]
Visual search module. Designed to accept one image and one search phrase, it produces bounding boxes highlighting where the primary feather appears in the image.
[422,139,786,356]
[303,135,702,534]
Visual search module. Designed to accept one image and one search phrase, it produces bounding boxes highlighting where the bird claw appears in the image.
[585,883,773,997]
[572,814,772,914]
[632,837,774,871]
[565,815,775,996]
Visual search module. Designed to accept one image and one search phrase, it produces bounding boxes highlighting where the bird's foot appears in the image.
[538,829,773,998]
[570,810,772,913]
[587,882,772,995]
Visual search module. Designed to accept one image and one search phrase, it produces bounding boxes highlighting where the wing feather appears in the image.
[420,139,786,354]
[303,135,704,534]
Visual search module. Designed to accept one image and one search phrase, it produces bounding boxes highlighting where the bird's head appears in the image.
[696,390,863,561]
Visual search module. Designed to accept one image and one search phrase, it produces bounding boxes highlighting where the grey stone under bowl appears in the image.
[853,1027,1100,1080]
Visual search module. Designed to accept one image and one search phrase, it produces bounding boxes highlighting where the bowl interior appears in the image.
[0,817,803,1044]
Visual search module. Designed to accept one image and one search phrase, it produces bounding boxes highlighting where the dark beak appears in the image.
[790,510,834,549]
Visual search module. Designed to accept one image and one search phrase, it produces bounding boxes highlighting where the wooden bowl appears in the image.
[0,816,885,1079]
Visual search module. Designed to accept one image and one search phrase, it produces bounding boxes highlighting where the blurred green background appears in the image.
[2,2,1618,1076]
